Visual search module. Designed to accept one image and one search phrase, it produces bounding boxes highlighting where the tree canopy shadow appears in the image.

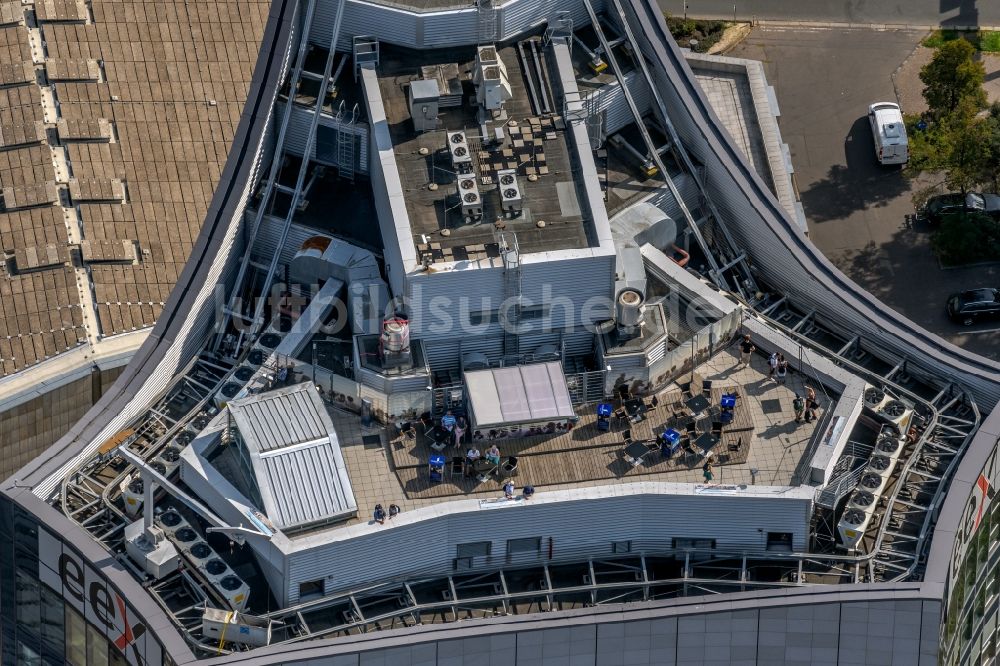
[800,116,911,223]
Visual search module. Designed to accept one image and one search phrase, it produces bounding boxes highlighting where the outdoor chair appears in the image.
[702,380,713,397]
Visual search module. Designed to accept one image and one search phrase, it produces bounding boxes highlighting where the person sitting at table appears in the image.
[441,410,457,432]
[466,446,481,464]
[453,416,467,448]
[522,484,535,500]
[373,504,387,525]
[486,444,501,466]
[503,480,515,500]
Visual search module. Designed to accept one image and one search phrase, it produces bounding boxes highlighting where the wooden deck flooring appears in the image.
[390,388,755,500]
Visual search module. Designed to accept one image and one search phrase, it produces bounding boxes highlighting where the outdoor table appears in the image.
[624,440,651,467]
[686,394,710,414]
[694,432,720,457]
[624,397,646,421]
[473,458,498,481]
[429,425,451,450]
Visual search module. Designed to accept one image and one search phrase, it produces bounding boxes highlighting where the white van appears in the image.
[868,102,908,166]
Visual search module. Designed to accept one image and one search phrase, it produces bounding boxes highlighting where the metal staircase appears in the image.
[476,0,497,45]
[214,0,349,356]
[336,102,358,181]
[496,229,521,359]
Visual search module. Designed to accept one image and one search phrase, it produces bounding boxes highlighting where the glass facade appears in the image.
[0,496,166,666]
[942,480,1000,665]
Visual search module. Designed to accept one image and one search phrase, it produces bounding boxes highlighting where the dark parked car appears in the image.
[921,192,1000,224]
[947,288,1000,326]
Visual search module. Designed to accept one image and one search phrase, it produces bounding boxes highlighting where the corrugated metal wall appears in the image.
[644,171,701,223]
[276,101,370,173]
[310,0,607,52]
[405,252,614,370]
[586,68,652,138]
[284,489,812,603]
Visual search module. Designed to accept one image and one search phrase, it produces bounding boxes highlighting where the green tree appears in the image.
[919,39,987,116]
[939,98,989,195]
[976,102,1000,192]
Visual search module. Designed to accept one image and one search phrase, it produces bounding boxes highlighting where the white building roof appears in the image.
[465,361,576,429]
[228,383,357,531]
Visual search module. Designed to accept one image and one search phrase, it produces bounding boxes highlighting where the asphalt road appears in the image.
[727,26,1000,361]
[660,0,1000,26]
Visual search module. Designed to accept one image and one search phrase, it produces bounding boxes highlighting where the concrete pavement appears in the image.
[726,25,1000,361]
[661,0,1000,28]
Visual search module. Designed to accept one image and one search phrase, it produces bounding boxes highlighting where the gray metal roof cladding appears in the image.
[230,383,331,453]
[466,361,576,428]
[229,383,357,530]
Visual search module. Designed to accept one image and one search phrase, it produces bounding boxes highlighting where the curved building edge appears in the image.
[0,0,998,664]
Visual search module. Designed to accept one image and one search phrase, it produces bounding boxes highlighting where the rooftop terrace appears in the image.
[309,346,829,532]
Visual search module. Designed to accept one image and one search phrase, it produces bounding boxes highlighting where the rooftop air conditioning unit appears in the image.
[457,175,482,221]
[156,445,184,477]
[838,488,877,550]
[858,470,887,496]
[200,557,232,587]
[866,454,896,484]
[185,541,216,568]
[873,429,904,463]
[876,400,912,430]
[219,574,251,612]
[497,169,522,216]
[447,131,472,173]
[863,385,888,411]
[156,509,188,538]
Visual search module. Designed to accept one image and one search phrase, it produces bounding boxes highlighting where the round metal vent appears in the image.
[221,382,240,398]
[160,511,182,527]
[259,333,281,349]
[450,133,464,144]
[190,543,212,559]
[619,289,642,306]
[882,400,906,417]
[235,366,254,382]
[248,349,265,366]
[175,527,198,543]
[276,315,293,333]
[868,456,892,472]
[877,437,900,454]
[503,188,518,199]
[860,474,882,490]
[161,446,180,462]
[206,559,227,576]
[864,387,885,406]
[463,193,478,203]
[150,460,167,475]
[459,178,474,189]
[127,478,143,494]
[453,146,467,157]
[160,510,182,527]
[175,431,193,446]
[850,490,875,508]
[843,509,866,526]
[868,456,891,472]
[500,174,515,185]
[192,415,208,430]
[220,576,243,591]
